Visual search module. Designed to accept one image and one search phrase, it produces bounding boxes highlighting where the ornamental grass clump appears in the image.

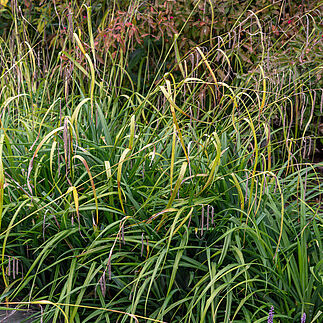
[0,0,322,322]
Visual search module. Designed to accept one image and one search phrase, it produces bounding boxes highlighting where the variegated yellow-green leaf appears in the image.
[129,115,135,150]
[167,162,187,209]
[73,155,98,229]
[117,148,131,213]
[0,0,9,7]
[67,186,79,222]
[160,84,189,163]
[200,130,221,194]
[231,173,244,212]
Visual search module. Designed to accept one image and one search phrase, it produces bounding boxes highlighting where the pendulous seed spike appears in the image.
[141,233,144,257]
[12,258,15,279]
[201,204,204,237]
[8,256,10,277]
[122,224,125,245]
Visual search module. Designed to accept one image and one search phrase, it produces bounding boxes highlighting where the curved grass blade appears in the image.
[0,134,4,231]
[117,148,131,214]
[73,155,98,229]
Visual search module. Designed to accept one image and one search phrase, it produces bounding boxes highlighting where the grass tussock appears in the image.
[0,0,322,322]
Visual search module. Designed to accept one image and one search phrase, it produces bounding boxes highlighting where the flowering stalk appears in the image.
[267,306,274,323]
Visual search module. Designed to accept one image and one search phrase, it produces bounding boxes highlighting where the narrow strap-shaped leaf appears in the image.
[27,126,64,194]
[117,148,131,214]
[73,155,98,229]
[129,115,136,150]
[174,34,186,78]
[71,98,91,138]
[49,140,57,179]
[167,162,187,209]
[67,186,79,224]
[231,173,245,212]
[0,134,4,231]
[160,84,189,163]
[200,131,221,194]
[73,33,95,118]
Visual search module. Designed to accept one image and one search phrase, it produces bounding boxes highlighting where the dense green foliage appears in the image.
[0,0,322,322]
